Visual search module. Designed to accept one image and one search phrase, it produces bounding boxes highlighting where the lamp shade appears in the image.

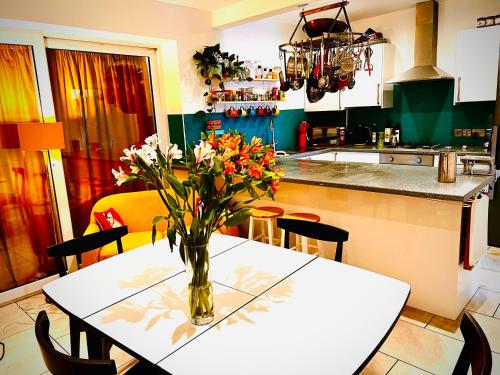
[17,122,65,151]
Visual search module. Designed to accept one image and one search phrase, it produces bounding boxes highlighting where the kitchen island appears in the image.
[261,158,494,319]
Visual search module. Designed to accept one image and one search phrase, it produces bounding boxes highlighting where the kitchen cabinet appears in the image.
[340,43,394,109]
[304,91,341,112]
[455,26,500,103]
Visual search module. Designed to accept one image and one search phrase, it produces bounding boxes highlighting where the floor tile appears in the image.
[16,292,70,339]
[380,320,463,374]
[479,252,500,273]
[56,332,135,368]
[477,268,500,292]
[399,306,434,328]
[360,352,397,374]
[492,351,500,375]
[426,312,464,341]
[494,305,500,319]
[0,302,34,340]
[465,288,500,316]
[387,361,433,374]
[0,327,54,375]
[470,312,500,353]
[488,246,500,256]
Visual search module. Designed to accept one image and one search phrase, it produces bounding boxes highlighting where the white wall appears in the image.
[350,0,500,77]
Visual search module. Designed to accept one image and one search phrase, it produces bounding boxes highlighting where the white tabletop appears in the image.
[43,235,409,374]
[43,234,247,318]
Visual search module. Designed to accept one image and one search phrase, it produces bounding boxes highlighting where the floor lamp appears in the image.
[16,122,65,253]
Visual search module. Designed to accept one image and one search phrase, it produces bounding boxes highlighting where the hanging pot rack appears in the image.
[279,1,387,53]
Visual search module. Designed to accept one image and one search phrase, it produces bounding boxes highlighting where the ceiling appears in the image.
[156,0,420,27]
[157,0,243,11]
[270,0,419,23]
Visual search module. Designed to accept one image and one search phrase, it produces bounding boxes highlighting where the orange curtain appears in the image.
[47,49,155,236]
[0,44,57,292]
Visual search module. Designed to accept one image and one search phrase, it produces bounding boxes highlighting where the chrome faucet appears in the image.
[269,119,278,151]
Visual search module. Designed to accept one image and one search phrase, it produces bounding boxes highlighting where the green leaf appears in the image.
[244,179,260,200]
[167,227,177,252]
[166,174,187,200]
[190,217,200,239]
[224,208,252,227]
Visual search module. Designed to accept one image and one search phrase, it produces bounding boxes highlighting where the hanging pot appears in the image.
[280,50,291,92]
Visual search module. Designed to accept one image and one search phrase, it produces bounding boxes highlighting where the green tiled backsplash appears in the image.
[168,81,495,151]
[168,109,306,152]
[307,80,496,147]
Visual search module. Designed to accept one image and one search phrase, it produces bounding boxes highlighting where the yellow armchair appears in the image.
[81,190,171,266]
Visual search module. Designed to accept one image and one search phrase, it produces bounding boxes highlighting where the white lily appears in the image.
[145,134,160,149]
[120,145,137,162]
[136,145,156,166]
[111,166,129,186]
[168,144,183,160]
[194,141,216,164]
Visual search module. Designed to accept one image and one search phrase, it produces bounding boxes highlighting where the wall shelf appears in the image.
[214,100,280,104]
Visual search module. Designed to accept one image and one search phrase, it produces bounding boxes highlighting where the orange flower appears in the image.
[270,179,280,192]
[249,136,263,153]
[219,133,241,150]
[248,164,264,179]
[238,144,250,167]
[262,148,275,166]
[274,166,286,177]
[207,133,217,148]
[224,161,236,175]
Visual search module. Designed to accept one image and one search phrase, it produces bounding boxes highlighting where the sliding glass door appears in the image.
[0,44,58,292]
[46,49,156,237]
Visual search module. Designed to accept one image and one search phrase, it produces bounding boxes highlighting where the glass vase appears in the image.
[183,242,214,326]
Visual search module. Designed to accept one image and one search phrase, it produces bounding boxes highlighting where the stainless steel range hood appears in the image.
[388,0,453,83]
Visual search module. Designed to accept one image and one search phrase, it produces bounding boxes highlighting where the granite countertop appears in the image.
[283,145,490,158]
[279,159,494,202]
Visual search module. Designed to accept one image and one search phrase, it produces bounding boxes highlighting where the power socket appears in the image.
[454,129,463,137]
[463,129,472,137]
[472,129,485,137]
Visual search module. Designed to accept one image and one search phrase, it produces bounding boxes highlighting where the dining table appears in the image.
[43,233,410,375]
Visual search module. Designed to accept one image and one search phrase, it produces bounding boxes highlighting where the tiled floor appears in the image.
[0,248,499,375]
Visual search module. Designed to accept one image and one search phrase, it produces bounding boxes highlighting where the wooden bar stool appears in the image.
[280,213,321,255]
[248,206,284,245]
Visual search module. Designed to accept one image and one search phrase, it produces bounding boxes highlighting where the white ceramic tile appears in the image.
[465,288,500,316]
[399,306,434,328]
[481,249,500,272]
[387,361,432,374]
[381,320,463,374]
[492,351,500,375]
[361,352,397,375]
[84,274,254,364]
[159,258,409,375]
[0,327,66,375]
[470,312,500,353]
[0,302,34,340]
[477,268,500,292]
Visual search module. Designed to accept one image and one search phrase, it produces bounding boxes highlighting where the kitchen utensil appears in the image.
[279,50,291,92]
[303,18,348,38]
[364,45,373,76]
[257,106,265,116]
[438,151,457,183]
[272,105,280,116]
[247,106,256,117]
[238,107,247,117]
[265,105,272,116]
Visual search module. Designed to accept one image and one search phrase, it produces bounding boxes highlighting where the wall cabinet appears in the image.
[455,26,500,103]
[341,43,394,109]
[304,91,341,112]
[304,43,394,111]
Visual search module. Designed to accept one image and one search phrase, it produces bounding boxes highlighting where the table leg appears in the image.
[86,327,109,360]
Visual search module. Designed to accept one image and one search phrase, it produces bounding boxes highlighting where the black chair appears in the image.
[277,218,349,262]
[46,226,128,357]
[453,312,492,375]
[35,311,166,375]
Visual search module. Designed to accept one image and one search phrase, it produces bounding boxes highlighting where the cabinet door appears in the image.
[304,90,340,112]
[335,152,379,163]
[341,44,384,108]
[455,26,500,103]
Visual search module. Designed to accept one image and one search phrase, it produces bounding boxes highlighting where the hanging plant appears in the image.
[193,43,252,113]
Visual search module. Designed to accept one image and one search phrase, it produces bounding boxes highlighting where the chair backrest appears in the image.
[47,226,128,277]
[277,218,349,262]
[453,312,492,375]
[35,310,117,375]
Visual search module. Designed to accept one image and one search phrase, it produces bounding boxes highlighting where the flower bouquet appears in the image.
[113,131,284,324]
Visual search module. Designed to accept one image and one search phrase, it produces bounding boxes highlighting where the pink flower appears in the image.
[194,141,216,164]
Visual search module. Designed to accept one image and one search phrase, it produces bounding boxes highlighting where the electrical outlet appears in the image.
[463,129,472,137]
[454,129,463,137]
[472,129,485,137]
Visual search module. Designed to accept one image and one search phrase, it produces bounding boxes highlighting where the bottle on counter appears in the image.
[371,123,377,144]
[394,122,401,145]
[384,120,393,144]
